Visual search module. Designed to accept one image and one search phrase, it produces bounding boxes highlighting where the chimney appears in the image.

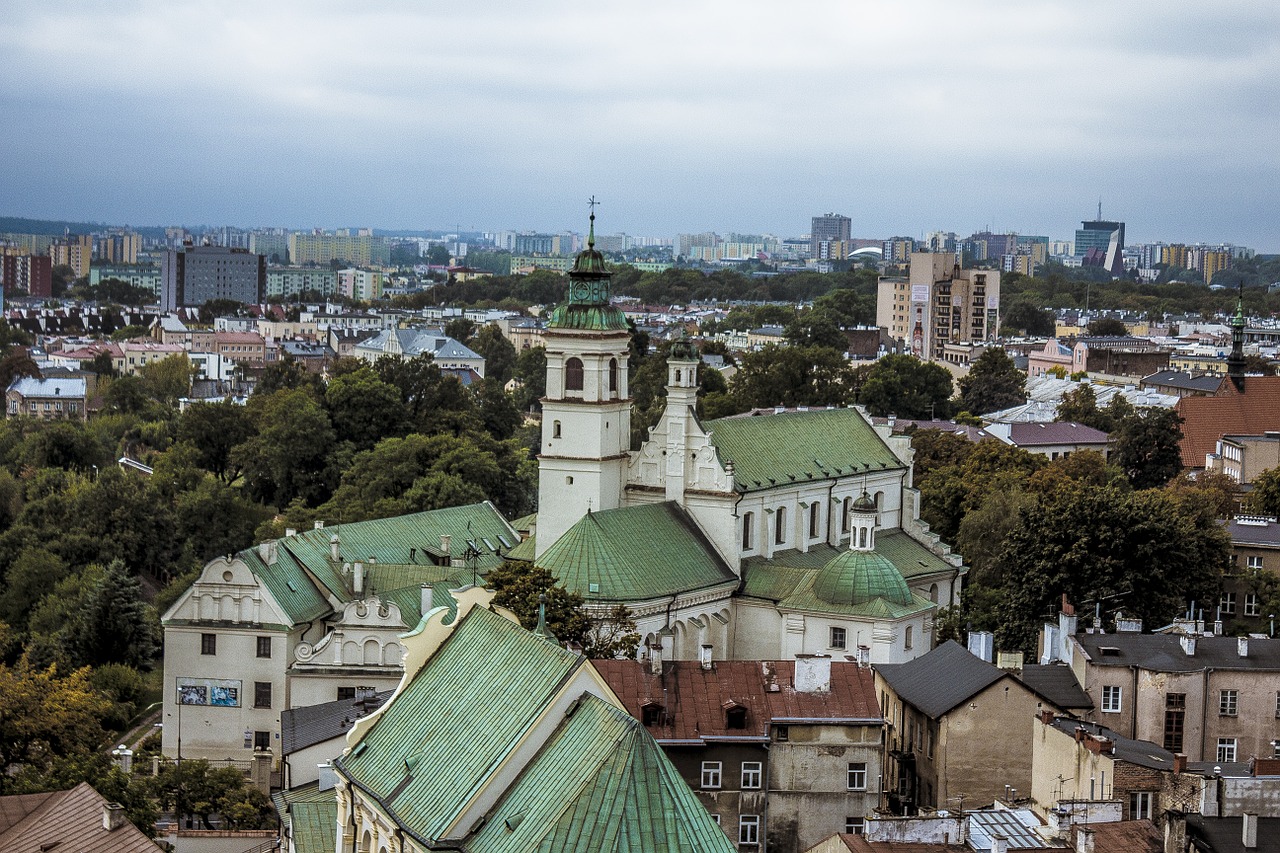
[318,762,337,791]
[314,519,325,530]
[992,835,1008,853]
[1115,615,1143,633]
[1239,636,1249,658]
[1164,811,1187,853]
[856,644,870,666]
[794,654,832,693]
[103,802,126,831]
[648,640,663,676]
[421,583,433,614]
[440,534,452,566]
[1243,813,1258,849]
[1174,753,1187,773]
[968,630,994,663]
[284,528,297,538]
[1076,827,1095,853]
[330,534,340,561]
[1039,709,1056,726]
[353,561,364,596]
[1180,634,1196,656]
[699,644,713,671]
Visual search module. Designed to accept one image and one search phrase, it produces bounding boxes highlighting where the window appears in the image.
[741,761,762,789]
[842,497,851,533]
[741,512,754,551]
[565,357,584,391]
[905,626,913,650]
[642,703,664,727]
[1275,692,1280,719]
[1247,555,1264,570]
[552,420,561,439]
[726,706,748,729]
[1218,738,1237,763]
[256,636,271,658]
[739,815,760,845]
[200,633,217,655]
[254,730,271,751]
[609,358,618,394]
[1129,791,1153,820]
[700,761,722,789]
[809,502,820,538]
[844,817,865,834]
[1164,693,1186,752]
[775,506,787,545]
[1220,689,1238,717]
[1101,685,1122,713]
[1246,594,1261,616]
[1220,592,1236,615]
[847,762,867,790]
[337,687,356,701]
[830,626,847,649]
[774,725,789,742]
[254,681,272,709]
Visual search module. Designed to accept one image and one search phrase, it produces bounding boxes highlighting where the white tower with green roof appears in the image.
[535,211,633,557]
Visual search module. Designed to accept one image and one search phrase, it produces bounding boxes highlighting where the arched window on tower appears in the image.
[565,357,584,392]
[609,358,619,395]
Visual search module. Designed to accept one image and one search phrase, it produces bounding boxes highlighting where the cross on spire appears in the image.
[587,196,599,249]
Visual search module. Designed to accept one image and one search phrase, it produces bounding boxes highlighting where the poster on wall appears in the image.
[177,677,242,707]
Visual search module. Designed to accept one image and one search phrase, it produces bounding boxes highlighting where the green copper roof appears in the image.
[505,532,537,562]
[705,408,904,493]
[546,211,629,332]
[465,693,735,853]
[813,549,913,606]
[536,502,737,602]
[272,783,337,853]
[339,606,583,842]
[546,303,630,332]
[742,530,960,582]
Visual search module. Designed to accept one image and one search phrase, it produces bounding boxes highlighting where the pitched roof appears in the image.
[705,408,905,493]
[1186,815,1280,853]
[1005,421,1109,446]
[967,808,1060,849]
[1017,664,1092,710]
[875,640,1007,719]
[1225,517,1280,548]
[281,691,392,754]
[594,659,882,743]
[1141,370,1223,394]
[1046,717,1178,771]
[1074,633,1280,673]
[1070,821,1161,853]
[6,376,86,397]
[1176,375,1280,466]
[828,840,968,852]
[272,783,338,853]
[536,502,737,602]
[0,782,162,852]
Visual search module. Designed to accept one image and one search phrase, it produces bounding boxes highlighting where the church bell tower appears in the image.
[534,208,632,557]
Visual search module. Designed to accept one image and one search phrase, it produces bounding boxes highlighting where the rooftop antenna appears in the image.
[1097,199,1102,221]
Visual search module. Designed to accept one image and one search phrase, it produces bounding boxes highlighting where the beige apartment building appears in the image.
[877,253,1000,362]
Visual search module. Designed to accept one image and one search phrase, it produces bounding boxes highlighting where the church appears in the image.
[513,215,967,665]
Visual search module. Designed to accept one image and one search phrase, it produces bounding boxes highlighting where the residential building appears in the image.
[1209,433,1280,485]
[160,504,519,764]
[1030,715,1201,826]
[251,229,291,264]
[525,220,967,666]
[1,254,52,297]
[287,230,390,267]
[89,263,162,297]
[332,588,734,852]
[876,253,1000,362]
[94,231,142,265]
[1042,611,1280,764]
[49,233,93,279]
[266,267,337,299]
[279,690,390,789]
[117,341,187,376]
[214,330,267,368]
[1221,516,1280,632]
[1141,371,1224,399]
[5,376,88,420]
[0,781,163,852]
[1069,337,1170,378]
[874,640,1082,814]
[353,328,485,376]
[161,244,266,310]
[811,213,852,257]
[596,656,884,853]
[336,268,383,301]
[984,421,1110,460]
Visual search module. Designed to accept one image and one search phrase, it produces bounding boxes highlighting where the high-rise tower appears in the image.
[534,211,633,556]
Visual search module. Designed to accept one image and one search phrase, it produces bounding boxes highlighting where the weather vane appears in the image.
[588,195,600,215]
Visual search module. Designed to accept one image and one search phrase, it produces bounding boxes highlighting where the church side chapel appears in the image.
[527,213,967,665]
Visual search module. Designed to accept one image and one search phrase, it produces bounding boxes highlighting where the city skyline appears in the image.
[2,1,1278,250]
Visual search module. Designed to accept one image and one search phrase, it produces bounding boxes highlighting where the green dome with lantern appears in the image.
[812,549,913,607]
[547,209,628,332]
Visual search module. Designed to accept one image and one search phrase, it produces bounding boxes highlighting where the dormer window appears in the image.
[641,701,665,727]
[725,703,748,730]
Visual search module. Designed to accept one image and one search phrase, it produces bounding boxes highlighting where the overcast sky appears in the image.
[2,1,1278,249]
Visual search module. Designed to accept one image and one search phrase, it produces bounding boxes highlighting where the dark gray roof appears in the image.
[1225,518,1280,548]
[1047,718,1178,772]
[1007,421,1110,446]
[1076,634,1280,673]
[875,640,1006,719]
[1018,664,1093,710]
[1186,815,1280,852]
[1142,370,1223,393]
[280,691,391,755]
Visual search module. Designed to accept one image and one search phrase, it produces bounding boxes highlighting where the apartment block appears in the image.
[877,253,1000,361]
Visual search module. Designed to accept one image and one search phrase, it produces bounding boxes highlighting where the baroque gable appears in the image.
[293,597,408,672]
[628,404,733,495]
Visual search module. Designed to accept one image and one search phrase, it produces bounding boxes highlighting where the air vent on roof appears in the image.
[1099,646,1121,656]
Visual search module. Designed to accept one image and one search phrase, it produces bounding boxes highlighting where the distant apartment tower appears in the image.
[1,255,52,297]
[810,213,851,257]
[337,268,384,301]
[160,244,266,311]
[1075,217,1125,274]
[876,253,1001,361]
[250,230,291,264]
[93,231,141,265]
[49,233,92,279]
[288,230,390,267]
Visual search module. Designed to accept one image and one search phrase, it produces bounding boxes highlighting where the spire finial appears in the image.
[534,592,557,642]
[587,195,599,249]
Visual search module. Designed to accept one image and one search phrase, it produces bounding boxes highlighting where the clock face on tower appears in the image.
[571,281,592,302]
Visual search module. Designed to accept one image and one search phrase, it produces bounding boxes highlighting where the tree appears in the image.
[511,346,547,413]
[1086,316,1128,336]
[151,759,274,829]
[0,347,39,391]
[993,483,1227,652]
[1250,467,1280,517]
[0,661,109,789]
[470,325,517,385]
[233,389,339,507]
[138,354,195,405]
[324,367,407,450]
[444,317,475,344]
[426,244,451,266]
[783,313,848,350]
[474,378,521,441]
[255,358,324,397]
[957,348,1026,415]
[732,345,855,412]
[177,401,255,482]
[856,354,953,419]
[1112,407,1184,490]
[199,299,243,324]
[0,549,69,630]
[63,561,159,670]
[1001,300,1055,336]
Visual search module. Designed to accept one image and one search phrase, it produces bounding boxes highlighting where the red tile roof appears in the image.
[1176,376,1280,467]
[593,659,881,743]
[1072,820,1161,853]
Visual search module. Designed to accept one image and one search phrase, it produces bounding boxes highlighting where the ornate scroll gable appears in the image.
[628,409,735,494]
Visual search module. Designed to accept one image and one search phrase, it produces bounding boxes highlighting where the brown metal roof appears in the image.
[1176,376,1280,467]
[0,782,163,852]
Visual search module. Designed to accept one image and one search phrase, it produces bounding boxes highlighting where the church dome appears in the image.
[812,549,913,607]
[850,492,877,513]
